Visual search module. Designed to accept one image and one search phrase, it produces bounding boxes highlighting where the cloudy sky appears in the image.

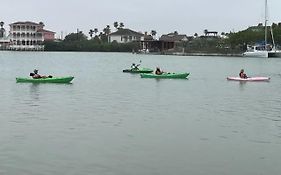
[1,0,281,37]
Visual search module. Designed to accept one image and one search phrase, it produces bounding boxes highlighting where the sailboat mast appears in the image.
[265,0,268,46]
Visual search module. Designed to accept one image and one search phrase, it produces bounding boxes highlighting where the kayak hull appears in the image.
[227,77,270,81]
[16,76,74,83]
[140,73,189,79]
[123,68,153,73]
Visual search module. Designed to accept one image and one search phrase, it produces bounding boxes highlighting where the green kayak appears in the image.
[123,68,153,73]
[140,72,189,79]
[16,76,74,83]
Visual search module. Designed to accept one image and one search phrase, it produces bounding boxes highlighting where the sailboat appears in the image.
[243,0,281,58]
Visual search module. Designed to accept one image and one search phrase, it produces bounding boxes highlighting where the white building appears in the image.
[9,21,46,51]
[109,28,144,43]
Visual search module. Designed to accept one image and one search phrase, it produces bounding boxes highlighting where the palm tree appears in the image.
[89,29,94,38]
[0,21,4,38]
[103,25,111,35]
[151,30,157,39]
[39,21,45,27]
[101,26,111,43]
[99,32,103,38]
[0,21,4,28]
[119,22,124,29]
[194,33,198,38]
[204,29,208,36]
[113,22,119,30]
[94,28,98,36]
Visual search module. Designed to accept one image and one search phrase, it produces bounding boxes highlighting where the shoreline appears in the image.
[0,49,243,57]
[139,52,243,57]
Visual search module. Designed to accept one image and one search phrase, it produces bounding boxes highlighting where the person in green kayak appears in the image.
[131,63,140,70]
[239,69,248,79]
[155,67,163,75]
[30,69,52,79]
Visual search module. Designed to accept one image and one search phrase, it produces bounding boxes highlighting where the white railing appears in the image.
[9,44,44,48]
[10,29,37,33]
[10,37,43,40]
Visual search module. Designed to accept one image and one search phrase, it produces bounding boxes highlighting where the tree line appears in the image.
[44,21,158,52]
[45,22,281,53]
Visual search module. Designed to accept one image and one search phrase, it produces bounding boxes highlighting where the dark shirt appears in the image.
[239,72,247,79]
[155,69,162,75]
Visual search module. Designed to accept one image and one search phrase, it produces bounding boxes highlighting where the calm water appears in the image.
[0,51,281,175]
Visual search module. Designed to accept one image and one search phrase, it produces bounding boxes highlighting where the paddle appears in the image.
[136,60,142,68]
[130,60,142,71]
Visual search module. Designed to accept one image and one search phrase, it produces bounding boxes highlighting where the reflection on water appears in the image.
[238,81,247,91]
[29,83,40,103]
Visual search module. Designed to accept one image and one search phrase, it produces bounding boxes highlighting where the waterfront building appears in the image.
[109,28,144,43]
[159,32,190,51]
[9,21,55,51]
[160,32,189,43]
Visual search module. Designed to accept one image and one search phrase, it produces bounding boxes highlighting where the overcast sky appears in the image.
[1,0,281,37]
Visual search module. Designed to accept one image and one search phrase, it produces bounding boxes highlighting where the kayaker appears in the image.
[155,67,163,75]
[239,69,248,79]
[131,63,140,70]
[30,69,42,79]
[30,69,52,79]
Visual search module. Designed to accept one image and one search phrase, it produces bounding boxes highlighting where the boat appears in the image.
[243,45,269,58]
[227,76,270,81]
[123,68,153,73]
[140,72,189,79]
[243,43,281,58]
[243,0,281,58]
[16,76,74,83]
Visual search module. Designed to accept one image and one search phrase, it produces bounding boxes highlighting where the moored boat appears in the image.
[227,76,270,81]
[243,0,281,58]
[140,72,189,79]
[16,76,74,83]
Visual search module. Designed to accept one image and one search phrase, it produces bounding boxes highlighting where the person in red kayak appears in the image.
[239,69,248,79]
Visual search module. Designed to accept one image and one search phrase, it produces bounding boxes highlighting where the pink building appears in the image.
[38,29,56,41]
